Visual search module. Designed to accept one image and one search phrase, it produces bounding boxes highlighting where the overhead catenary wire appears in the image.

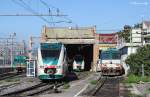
[19,0,56,25]
[11,0,51,25]
[40,0,78,26]
[40,0,72,24]
[11,0,67,25]
[40,0,55,26]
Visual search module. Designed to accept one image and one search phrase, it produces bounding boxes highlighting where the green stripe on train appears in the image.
[38,74,64,80]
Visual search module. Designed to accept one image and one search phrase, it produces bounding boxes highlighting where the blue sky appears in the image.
[0,0,150,41]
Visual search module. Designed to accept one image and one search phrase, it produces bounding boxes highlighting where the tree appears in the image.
[125,45,150,76]
[117,23,142,43]
[117,25,131,43]
[133,23,142,29]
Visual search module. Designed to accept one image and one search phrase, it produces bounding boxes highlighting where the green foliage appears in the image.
[63,82,70,89]
[144,88,150,94]
[128,93,144,97]
[117,23,142,43]
[123,74,150,83]
[123,74,140,83]
[90,80,98,85]
[117,25,131,42]
[125,45,150,76]
[134,23,142,29]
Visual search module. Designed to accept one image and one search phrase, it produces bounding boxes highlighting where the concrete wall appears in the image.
[121,54,130,76]
[92,44,99,71]
[120,46,139,76]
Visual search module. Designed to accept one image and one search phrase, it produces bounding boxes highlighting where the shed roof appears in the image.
[42,26,95,39]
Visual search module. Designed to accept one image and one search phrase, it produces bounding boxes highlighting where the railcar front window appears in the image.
[41,50,60,58]
[74,55,83,62]
[41,49,61,65]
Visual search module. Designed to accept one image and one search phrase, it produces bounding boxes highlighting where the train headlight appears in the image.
[102,64,106,67]
[116,64,119,66]
[47,69,54,74]
[116,64,120,67]
[44,68,56,74]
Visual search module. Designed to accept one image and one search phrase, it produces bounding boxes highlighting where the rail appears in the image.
[91,76,107,96]
[1,82,64,97]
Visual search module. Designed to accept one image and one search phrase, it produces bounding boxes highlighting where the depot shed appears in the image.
[41,26,98,71]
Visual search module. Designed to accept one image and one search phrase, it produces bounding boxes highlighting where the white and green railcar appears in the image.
[37,43,68,80]
[73,55,84,71]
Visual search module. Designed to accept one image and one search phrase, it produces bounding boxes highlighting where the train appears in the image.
[97,48,124,76]
[37,42,68,80]
[73,54,84,71]
[13,55,28,73]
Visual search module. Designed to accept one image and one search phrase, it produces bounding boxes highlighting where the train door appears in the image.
[26,59,36,77]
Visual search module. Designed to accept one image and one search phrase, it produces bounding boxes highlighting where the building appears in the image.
[118,21,150,75]
[41,26,97,71]
[142,21,150,45]
[40,26,121,71]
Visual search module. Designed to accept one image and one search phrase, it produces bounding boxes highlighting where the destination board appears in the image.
[40,43,62,50]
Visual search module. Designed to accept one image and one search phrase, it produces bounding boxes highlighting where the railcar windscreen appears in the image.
[41,49,60,65]
[74,55,83,62]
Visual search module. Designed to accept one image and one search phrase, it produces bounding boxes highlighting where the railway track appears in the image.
[82,76,121,97]
[22,83,53,96]
[0,82,64,97]
[90,76,107,96]
[0,83,20,92]
[0,82,47,96]
[25,82,63,96]
[93,77,120,97]
[0,72,24,80]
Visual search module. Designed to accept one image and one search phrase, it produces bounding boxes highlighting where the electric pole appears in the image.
[10,32,16,67]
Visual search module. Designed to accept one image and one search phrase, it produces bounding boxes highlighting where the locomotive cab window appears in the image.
[112,52,120,59]
[100,52,110,60]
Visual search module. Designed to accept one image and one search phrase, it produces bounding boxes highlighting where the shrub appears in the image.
[123,74,150,83]
[90,80,98,85]
[63,82,70,89]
